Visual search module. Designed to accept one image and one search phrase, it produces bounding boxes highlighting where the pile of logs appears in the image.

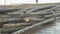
[0,6,54,34]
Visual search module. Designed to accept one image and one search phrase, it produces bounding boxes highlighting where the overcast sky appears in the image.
[0,0,60,5]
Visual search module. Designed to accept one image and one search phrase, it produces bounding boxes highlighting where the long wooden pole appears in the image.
[11,18,55,34]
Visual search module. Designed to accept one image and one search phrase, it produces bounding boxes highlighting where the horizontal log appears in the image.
[44,15,53,19]
[7,6,34,14]
[26,12,52,15]
[3,23,33,28]
[0,14,10,17]
[10,14,44,18]
[23,17,45,22]
[0,8,20,14]
[0,27,22,33]
[0,17,45,24]
[0,12,52,18]
[0,18,22,25]
[25,6,55,12]
[11,18,55,34]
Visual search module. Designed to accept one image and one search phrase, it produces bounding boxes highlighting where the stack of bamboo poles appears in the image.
[0,6,54,34]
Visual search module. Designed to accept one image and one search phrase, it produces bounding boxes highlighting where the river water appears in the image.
[33,17,60,34]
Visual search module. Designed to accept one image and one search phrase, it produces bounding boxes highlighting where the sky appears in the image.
[0,0,60,5]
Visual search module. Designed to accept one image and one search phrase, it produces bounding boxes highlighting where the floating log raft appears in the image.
[0,5,57,34]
